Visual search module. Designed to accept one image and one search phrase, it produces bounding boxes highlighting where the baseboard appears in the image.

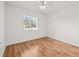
[6,36,79,48]
[6,36,47,46]
[0,45,6,57]
[47,36,79,47]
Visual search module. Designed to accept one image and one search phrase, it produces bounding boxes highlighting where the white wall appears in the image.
[6,2,79,47]
[0,2,5,56]
[47,2,79,46]
[6,5,46,45]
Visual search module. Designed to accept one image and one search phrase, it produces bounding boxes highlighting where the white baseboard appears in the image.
[48,36,79,47]
[6,35,46,46]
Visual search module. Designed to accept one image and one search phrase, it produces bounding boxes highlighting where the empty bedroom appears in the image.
[0,0,79,57]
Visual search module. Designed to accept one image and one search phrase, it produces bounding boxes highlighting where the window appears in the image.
[23,16,38,30]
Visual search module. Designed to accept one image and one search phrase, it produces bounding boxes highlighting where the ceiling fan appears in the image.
[40,1,47,11]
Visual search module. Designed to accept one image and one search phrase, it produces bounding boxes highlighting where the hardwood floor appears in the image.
[3,37,79,57]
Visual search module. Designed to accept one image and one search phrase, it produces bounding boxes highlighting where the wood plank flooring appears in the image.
[3,37,79,57]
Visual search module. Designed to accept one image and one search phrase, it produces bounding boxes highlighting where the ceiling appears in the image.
[5,1,79,14]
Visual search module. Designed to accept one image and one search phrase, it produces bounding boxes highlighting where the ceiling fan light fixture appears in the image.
[40,6,43,10]
[44,1,47,4]
[40,1,47,10]
[40,5,46,10]
[42,5,46,10]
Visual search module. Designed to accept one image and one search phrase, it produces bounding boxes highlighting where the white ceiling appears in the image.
[5,1,79,14]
